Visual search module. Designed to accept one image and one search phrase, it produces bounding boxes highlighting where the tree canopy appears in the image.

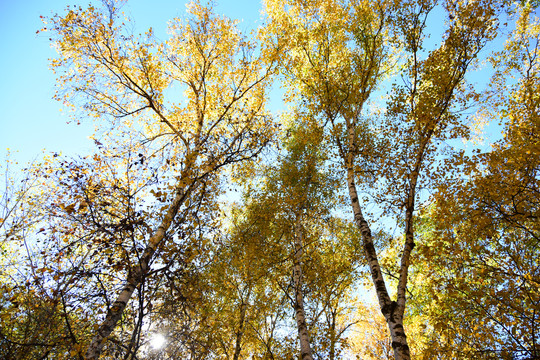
[1,0,539,359]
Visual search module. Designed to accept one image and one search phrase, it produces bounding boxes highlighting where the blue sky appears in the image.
[0,0,512,168]
[0,0,264,165]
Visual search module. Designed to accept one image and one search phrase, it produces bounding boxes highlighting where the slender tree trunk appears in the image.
[329,310,336,360]
[292,216,314,360]
[233,290,250,360]
[345,162,411,360]
[85,182,191,360]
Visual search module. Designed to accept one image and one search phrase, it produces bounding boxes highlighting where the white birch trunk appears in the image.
[345,161,411,360]
[84,183,190,360]
[293,217,314,360]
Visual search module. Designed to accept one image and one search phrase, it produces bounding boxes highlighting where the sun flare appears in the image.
[150,334,166,350]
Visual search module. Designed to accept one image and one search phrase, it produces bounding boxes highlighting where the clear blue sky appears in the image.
[0,0,264,165]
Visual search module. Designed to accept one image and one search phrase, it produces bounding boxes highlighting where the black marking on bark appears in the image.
[393,341,410,352]
[365,241,376,255]
[381,302,392,315]
[389,301,398,321]
[392,341,410,350]
[375,279,386,294]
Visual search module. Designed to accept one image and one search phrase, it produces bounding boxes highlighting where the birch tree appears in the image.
[233,116,359,359]
[45,1,277,358]
[4,0,537,359]
[259,120,333,360]
[264,0,499,358]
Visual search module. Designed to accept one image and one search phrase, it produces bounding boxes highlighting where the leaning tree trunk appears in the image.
[292,216,314,360]
[345,155,411,360]
[85,180,192,360]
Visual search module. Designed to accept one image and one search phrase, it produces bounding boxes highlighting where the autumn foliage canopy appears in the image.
[0,0,539,359]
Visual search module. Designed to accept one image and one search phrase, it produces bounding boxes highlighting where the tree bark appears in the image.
[293,216,314,360]
[233,291,250,360]
[84,182,191,360]
[329,309,336,360]
[345,162,411,360]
